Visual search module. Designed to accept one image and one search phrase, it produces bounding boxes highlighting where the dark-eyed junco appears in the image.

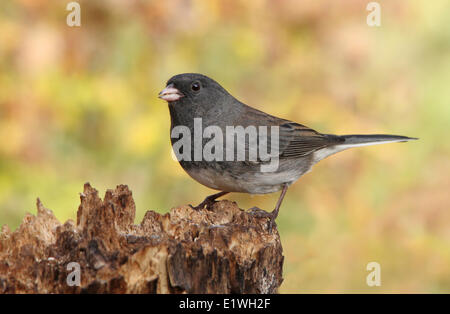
[159,73,416,230]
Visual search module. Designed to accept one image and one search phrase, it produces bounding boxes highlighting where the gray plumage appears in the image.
[159,73,417,228]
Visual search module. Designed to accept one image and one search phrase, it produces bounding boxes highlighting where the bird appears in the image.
[158,73,416,231]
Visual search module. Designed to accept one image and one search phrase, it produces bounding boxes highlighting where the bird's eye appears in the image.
[191,81,201,92]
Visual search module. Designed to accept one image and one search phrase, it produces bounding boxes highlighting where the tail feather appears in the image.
[341,134,418,146]
[313,134,417,162]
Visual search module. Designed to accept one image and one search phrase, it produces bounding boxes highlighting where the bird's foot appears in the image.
[267,213,277,233]
[189,198,217,211]
[190,192,229,211]
[248,207,278,233]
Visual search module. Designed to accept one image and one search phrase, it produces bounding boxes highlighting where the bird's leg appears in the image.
[268,184,289,232]
[248,184,289,232]
[190,191,229,211]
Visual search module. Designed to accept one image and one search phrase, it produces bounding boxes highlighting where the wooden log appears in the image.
[0,183,283,293]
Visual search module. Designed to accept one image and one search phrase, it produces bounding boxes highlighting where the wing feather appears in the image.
[278,122,344,158]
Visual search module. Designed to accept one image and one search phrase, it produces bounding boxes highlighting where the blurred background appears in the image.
[0,0,449,293]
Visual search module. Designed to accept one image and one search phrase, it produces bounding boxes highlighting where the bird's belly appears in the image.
[181,159,311,194]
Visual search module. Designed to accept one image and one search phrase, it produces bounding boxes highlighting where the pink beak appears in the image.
[158,84,184,102]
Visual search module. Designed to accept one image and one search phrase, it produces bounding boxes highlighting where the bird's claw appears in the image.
[248,207,277,233]
[267,215,277,233]
[190,199,216,211]
[190,191,229,211]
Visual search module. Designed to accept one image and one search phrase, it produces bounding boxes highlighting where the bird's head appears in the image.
[158,73,229,106]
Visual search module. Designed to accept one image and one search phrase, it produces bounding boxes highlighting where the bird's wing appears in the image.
[235,104,343,160]
[276,122,344,158]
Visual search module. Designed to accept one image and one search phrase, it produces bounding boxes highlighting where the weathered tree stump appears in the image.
[0,183,284,293]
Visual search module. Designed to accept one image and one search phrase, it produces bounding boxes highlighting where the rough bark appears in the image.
[0,183,283,293]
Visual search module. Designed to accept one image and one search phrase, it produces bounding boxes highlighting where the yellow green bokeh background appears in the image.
[1,0,449,293]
